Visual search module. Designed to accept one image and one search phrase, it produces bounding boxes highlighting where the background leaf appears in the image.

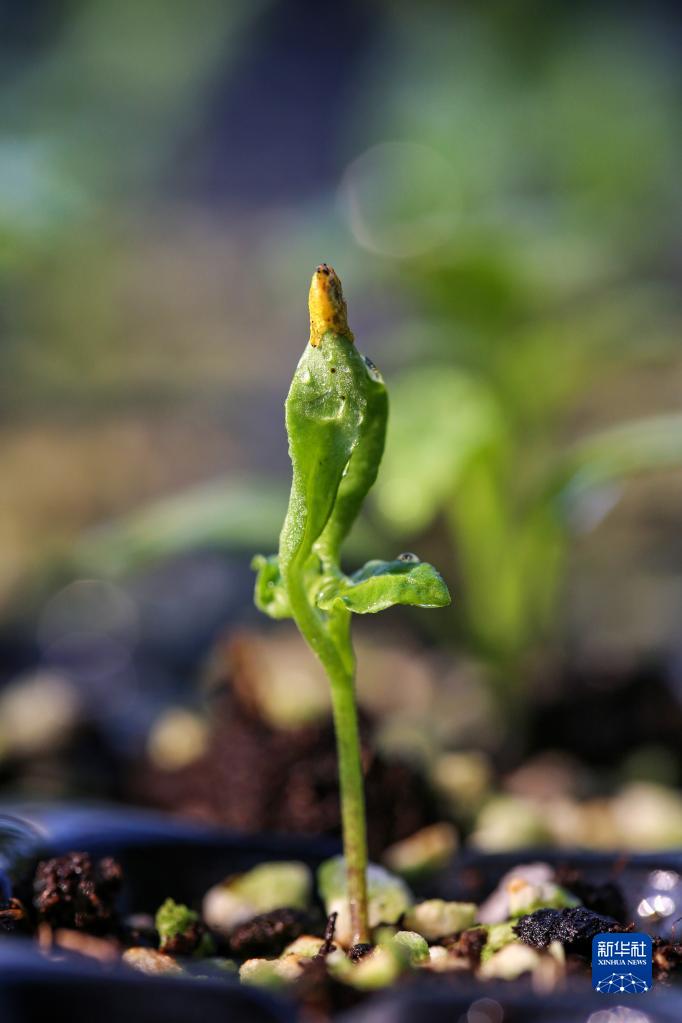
[555,413,682,505]
[72,476,289,577]
[374,366,504,534]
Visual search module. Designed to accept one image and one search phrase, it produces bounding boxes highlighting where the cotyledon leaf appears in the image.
[317,555,450,614]
[251,554,291,620]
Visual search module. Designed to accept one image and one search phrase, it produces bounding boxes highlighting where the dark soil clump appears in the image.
[444,927,487,966]
[229,907,313,958]
[348,942,374,963]
[33,852,122,933]
[514,907,624,956]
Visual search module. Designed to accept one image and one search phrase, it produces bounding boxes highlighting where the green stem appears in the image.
[327,658,369,946]
[286,571,369,945]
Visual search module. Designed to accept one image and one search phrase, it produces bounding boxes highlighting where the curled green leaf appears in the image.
[317,557,451,614]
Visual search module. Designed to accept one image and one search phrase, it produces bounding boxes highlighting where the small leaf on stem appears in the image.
[252,554,292,620]
[317,557,451,614]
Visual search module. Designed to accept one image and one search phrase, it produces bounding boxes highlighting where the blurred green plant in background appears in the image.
[336,5,682,712]
[0,0,270,599]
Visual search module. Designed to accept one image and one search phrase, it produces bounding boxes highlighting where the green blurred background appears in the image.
[2,0,682,861]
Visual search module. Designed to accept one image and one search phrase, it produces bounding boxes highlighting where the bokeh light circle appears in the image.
[340,141,457,258]
[467,997,504,1023]
[38,578,138,648]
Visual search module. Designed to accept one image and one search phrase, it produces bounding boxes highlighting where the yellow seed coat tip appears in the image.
[309,264,354,347]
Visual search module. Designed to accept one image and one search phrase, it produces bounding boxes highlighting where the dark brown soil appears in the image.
[443,927,487,967]
[347,942,373,962]
[228,907,316,958]
[4,847,682,1021]
[33,852,122,933]
[529,658,682,773]
[513,906,625,956]
[134,671,437,857]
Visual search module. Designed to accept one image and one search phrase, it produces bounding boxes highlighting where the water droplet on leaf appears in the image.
[397,552,420,563]
[363,355,383,382]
